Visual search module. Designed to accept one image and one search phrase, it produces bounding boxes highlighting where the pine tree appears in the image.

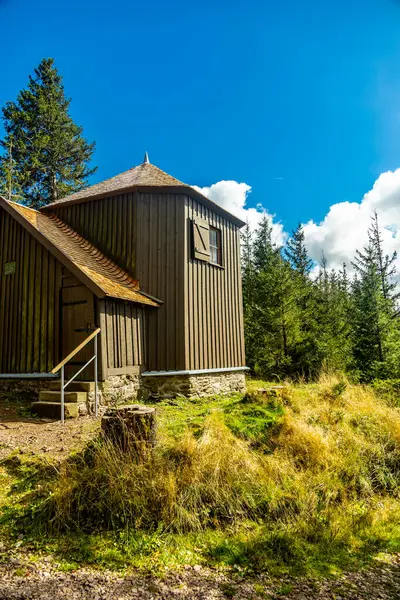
[285,223,313,276]
[368,211,399,303]
[0,135,23,201]
[350,214,400,380]
[249,216,299,378]
[241,222,258,372]
[241,221,255,308]
[0,58,96,207]
[350,245,384,380]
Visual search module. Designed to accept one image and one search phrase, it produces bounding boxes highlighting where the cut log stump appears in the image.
[243,386,288,404]
[101,404,157,454]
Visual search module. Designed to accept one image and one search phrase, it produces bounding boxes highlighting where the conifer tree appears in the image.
[250,216,299,378]
[0,135,23,201]
[350,214,400,380]
[285,223,312,276]
[0,58,96,207]
[241,222,258,372]
[368,211,399,303]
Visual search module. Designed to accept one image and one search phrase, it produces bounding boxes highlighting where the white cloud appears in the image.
[193,170,400,278]
[192,180,286,246]
[302,169,400,274]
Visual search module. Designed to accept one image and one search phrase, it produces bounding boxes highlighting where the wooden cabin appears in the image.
[0,156,247,413]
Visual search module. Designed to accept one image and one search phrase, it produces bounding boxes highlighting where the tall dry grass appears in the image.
[39,376,400,557]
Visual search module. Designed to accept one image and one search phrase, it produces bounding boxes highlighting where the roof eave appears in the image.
[0,198,160,306]
[0,197,107,298]
[42,185,246,228]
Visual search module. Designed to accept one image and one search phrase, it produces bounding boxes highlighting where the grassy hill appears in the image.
[1,376,400,576]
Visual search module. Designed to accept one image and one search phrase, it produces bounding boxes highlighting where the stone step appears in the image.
[47,381,95,393]
[38,390,87,404]
[31,401,79,419]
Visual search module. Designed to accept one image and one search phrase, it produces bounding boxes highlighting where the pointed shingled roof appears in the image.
[45,162,184,206]
[42,160,246,227]
[0,197,160,307]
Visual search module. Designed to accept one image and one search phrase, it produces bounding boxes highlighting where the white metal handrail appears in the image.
[51,327,100,424]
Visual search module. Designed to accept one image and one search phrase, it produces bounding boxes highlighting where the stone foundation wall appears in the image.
[0,370,246,412]
[98,374,141,405]
[0,374,141,413]
[140,370,246,400]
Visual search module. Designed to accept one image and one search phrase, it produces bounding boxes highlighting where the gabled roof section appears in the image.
[0,197,159,307]
[43,160,246,228]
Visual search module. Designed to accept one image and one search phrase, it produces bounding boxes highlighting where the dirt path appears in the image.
[0,554,399,599]
[0,401,98,461]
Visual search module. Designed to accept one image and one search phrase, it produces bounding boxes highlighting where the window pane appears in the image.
[210,246,218,264]
[210,229,217,247]
[209,226,221,265]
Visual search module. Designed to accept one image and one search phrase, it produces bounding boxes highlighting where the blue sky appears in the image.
[2,0,400,269]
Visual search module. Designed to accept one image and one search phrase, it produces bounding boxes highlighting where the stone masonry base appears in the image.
[140,370,247,400]
[0,370,247,414]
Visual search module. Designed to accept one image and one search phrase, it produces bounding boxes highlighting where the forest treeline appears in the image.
[242,213,400,382]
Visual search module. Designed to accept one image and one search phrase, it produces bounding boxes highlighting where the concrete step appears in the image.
[38,391,87,404]
[47,381,95,393]
[31,401,79,419]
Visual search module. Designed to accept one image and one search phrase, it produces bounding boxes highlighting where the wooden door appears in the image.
[61,274,96,380]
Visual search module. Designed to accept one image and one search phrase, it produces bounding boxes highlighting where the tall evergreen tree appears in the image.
[285,223,312,276]
[0,135,23,201]
[0,58,96,207]
[368,211,399,303]
[350,214,400,380]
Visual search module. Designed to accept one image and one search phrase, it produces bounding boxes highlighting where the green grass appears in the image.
[1,377,400,577]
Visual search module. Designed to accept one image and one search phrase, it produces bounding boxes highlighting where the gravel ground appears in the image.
[0,401,98,461]
[0,554,399,599]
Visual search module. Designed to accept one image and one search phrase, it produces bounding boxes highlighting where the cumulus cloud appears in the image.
[193,170,400,278]
[302,169,400,274]
[192,180,286,246]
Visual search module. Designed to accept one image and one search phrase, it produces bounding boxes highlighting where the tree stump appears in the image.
[101,404,157,454]
[243,386,288,404]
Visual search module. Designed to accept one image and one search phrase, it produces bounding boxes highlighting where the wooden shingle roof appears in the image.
[46,162,184,206]
[0,197,159,307]
[43,160,246,228]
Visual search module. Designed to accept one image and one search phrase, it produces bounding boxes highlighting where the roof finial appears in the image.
[143,151,150,164]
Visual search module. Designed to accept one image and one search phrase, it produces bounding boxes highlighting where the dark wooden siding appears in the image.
[0,207,62,373]
[184,196,245,370]
[134,193,185,371]
[98,299,146,377]
[53,192,186,372]
[52,193,136,277]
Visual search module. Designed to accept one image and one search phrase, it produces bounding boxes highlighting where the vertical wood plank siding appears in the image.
[0,207,62,373]
[134,193,185,372]
[54,192,186,372]
[184,196,246,370]
[98,299,146,375]
[53,193,137,277]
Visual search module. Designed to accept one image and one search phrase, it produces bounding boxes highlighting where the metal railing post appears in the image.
[94,334,98,417]
[52,327,101,424]
[61,365,65,424]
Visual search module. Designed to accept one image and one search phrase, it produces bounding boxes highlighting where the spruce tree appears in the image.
[350,214,400,380]
[0,135,23,201]
[0,58,96,207]
[241,222,258,372]
[368,211,399,303]
[285,223,313,276]
[250,216,299,379]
